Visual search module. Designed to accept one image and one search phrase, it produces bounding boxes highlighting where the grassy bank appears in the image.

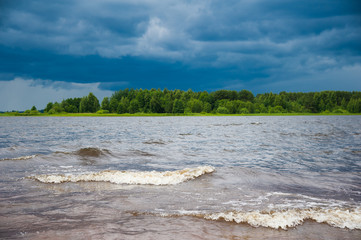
[1,112,360,117]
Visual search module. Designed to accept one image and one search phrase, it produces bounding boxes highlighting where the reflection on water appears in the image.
[0,116,361,239]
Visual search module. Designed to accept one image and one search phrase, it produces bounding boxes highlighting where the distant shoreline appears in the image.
[1,112,360,117]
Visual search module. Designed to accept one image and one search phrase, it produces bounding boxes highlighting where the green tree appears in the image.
[109,97,118,113]
[213,90,237,101]
[239,108,249,114]
[188,98,203,113]
[203,102,212,113]
[45,102,53,112]
[274,94,286,109]
[162,93,174,113]
[150,95,163,113]
[129,99,140,113]
[347,98,361,113]
[142,90,151,112]
[52,102,63,113]
[117,97,130,114]
[101,97,110,111]
[61,98,81,113]
[79,97,87,113]
[199,91,211,103]
[217,106,229,114]
[181,89,194,102]
[259,104,268,113]
[245,102,255,113]
[88,93,100,112]
[290,102,303,113]
[62,99,77,113]
[341,98,347,110]
[79,93,100,113]
[172,99,185,113]
[40,89,361,115]
[65,105,78,113]
[29,106,40,115]
[269,105,285,113]
[225,101,238,114]
[135,90,146,110]
[318,99,325,112]
[238,90,254,102]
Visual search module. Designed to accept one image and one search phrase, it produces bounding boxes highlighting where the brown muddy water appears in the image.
[0,116,360,239]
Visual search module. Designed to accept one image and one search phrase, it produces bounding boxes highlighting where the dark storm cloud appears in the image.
[0,0,360,95]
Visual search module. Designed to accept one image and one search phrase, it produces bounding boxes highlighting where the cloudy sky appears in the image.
[1,0,360,111]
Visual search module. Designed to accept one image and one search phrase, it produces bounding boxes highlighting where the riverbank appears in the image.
[1,112,360,117]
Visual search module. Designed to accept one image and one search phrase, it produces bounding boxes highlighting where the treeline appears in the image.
[45,93,99,114]
[44,89,361,114]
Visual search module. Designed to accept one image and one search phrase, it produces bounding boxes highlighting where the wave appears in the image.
[55,147,111,157]
[74,147,110,157]
[212,123,243,127]
[143,140,166,145]
[0,155,37,161]
[161,208,361,230]
[129,150,156,157]
[29,166,215,185]
[55,148,157,158]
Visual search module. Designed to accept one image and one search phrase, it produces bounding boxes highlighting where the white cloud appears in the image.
[134,17,191,59]
[0,78,114,111]
[136,17,172,56]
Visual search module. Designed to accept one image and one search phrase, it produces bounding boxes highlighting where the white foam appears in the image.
[1,155,37,161]
[201,208,361,230]
[30,166,215,185]
[157,207,361,230]
[59,165,73,169]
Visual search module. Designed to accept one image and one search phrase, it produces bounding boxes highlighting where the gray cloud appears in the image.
[1,1,359,58]
[0,0,360,95]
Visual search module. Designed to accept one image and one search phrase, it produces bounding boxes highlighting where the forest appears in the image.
[39,89,361,115]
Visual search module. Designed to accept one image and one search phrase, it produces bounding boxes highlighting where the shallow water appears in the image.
[0,116,360,239]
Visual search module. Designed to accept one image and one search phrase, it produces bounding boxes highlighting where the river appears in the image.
[0,116,360,239]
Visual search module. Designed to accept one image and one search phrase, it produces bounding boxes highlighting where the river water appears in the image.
[0,116,360,239]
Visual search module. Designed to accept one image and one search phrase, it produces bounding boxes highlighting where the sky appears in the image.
[0,0,360,111]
